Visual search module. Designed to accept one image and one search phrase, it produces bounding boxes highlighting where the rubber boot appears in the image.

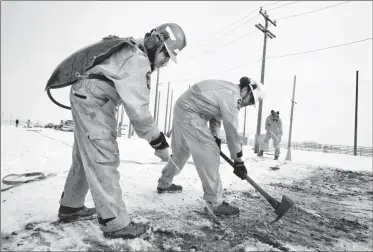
[257,150,264,157]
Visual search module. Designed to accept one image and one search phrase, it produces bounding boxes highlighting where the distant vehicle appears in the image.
[60,120,74,132]
[60,124,74,132]
[44,123,55,128]
[64,120,74,126]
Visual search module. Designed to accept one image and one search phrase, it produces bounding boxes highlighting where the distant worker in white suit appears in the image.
[26,119,32,128]
[46,23,187,239]
[156,77,265,216]
[257,110,283,160]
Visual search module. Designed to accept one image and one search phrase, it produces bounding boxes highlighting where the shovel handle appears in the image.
[220,151,280,209]
[268,130,279,141]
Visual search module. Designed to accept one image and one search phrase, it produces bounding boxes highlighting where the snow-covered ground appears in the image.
[1,125,372,251]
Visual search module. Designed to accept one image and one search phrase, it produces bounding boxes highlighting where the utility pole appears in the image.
[153,68,160,118]
[156,91,161,126]
[164,82,171,133]
[285,76,297,161]
[254,7,277,154]
[167,89,174,133]
[354,70,359,156]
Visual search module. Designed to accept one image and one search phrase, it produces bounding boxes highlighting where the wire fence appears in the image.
[281,142,373,157]
[244,137,372,157]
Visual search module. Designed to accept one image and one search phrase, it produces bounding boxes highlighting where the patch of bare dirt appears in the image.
[1,167,372,251]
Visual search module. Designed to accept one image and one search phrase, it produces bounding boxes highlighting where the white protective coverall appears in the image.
[158,80,243,206]
[260,114,283,156]
[59,42,161,232]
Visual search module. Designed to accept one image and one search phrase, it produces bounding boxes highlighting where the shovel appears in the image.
[220,151,294,224]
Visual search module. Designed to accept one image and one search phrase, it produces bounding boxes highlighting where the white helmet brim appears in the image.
[164,43,178,64]
[250,82,266,107]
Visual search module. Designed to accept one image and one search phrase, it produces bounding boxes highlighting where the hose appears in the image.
[47,89,71,110]
[1,172,55,192]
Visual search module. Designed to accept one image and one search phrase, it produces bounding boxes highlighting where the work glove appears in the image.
[155,148,170,162]
[233,161,247,180]
[150,132,170,161]
[214,136,221,150]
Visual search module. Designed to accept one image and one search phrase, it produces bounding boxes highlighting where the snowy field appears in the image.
[1,125,372,251]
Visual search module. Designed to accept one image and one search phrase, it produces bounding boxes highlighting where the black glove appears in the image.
[233,161,247,180]
[149,132,169,150]
[214,136,221,150]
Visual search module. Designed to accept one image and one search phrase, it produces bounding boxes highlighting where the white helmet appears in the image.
[250,81,266,107]
[153,23,187,63]
[239,77,266,107]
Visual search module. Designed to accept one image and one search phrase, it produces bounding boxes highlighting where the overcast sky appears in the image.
[1,1,372,147]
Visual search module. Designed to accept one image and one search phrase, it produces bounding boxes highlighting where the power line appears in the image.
[222,14,260,36]
[266,1,299,11]
[196,1,281,46]
[173,1,356,75]
[223,29,259,46]
[208,1,297,40]
[194,2,299,52]
[201,2,301,46]
[262,1,283,8]
[184,29,260,62]
[266,37,372,60]
[277,1,351,20]
[197,12,259,48]
[173,37,372,84]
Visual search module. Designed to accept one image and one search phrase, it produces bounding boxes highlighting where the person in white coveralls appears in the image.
[52,23,187,239]
[257,110,283,160]
[157,77,265,215]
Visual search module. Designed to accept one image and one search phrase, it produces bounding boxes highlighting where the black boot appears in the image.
[157,184,183,194]
[58,205,96,222]
[274,155,279,160]
[257,150,264,157]
[205,201,239,216]
[104,221,151,239]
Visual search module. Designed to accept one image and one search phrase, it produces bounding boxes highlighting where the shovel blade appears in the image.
[270,195,295,224]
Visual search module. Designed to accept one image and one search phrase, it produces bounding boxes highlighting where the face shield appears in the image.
[162,26,179,63]
[155,24,183,64]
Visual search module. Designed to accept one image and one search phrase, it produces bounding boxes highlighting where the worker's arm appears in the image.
[113,53,161,142]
